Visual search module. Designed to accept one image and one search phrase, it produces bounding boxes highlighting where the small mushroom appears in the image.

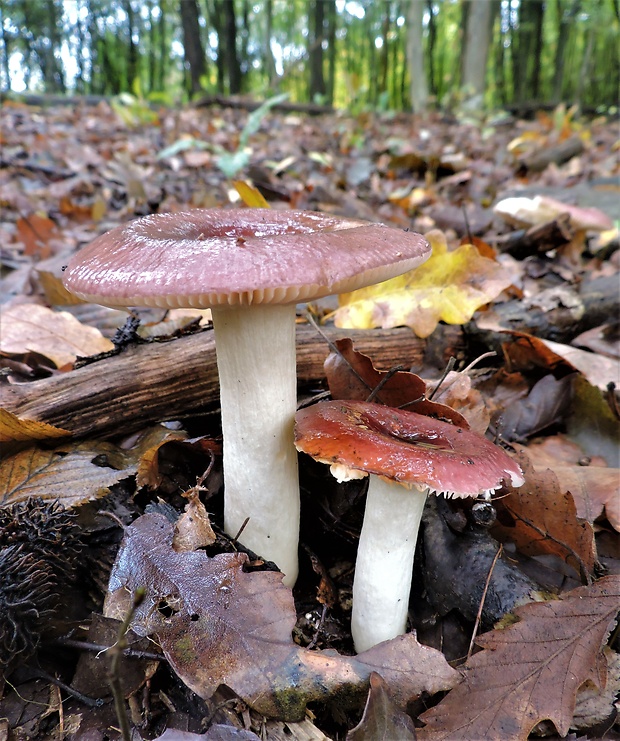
[294,400,524,651]
[63,209,430,586]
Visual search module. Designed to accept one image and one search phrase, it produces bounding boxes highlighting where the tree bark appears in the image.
[406,0,428,112]
[179,0,206,95]
[308,0,326,100]
[461,0,494,108]
[1,325,463,440]
[222,0,242,93]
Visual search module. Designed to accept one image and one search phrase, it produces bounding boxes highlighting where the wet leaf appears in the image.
[0,304,114,367]
[335,230,514,338]
[105,514,457,721]
[418,575,620,740]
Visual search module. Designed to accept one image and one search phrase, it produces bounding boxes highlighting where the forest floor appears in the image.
[0,99,619,741]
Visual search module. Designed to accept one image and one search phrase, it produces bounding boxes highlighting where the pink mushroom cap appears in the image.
[295,400,525,497]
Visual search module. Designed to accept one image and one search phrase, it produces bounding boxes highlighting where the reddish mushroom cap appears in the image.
[62,209,430,308]
[295,400,524,497]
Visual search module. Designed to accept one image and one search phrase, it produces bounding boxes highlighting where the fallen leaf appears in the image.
[233,180,270,208]
[16,213,61,259]
[540,339,620,392]
[335,230,514,338]
[105,514,457,721]
[347,672,416,740]
[324,338,469,427]
[0,409,70,444]
[0,304,114,367]
[493,450,596,578]
[571,647,620,731]
[173,491,216,552]
[0,442,138,508]
[418,575,620,740]
[567,375,620,468]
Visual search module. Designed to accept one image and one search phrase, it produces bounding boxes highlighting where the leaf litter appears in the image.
[0,101,618,739]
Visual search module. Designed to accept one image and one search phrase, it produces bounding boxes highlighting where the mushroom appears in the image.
[62,209,430,586]
[294,400,524,651]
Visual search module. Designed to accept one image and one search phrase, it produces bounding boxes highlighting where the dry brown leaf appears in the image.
[324,338,469,427]
[105,513,458,721]
[0,442,137,508]
[418,575,620,740]
[16,213,61,259]
[493,450,596,578]
[540,338,620,392]
[427,371,490,434]
[0,304,114,367]
[173,491,216,551]
[347,672,416,740]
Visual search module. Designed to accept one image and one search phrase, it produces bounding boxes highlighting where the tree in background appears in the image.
[460,0,497,109]
[407,0,428,112]
[1,0,617,113]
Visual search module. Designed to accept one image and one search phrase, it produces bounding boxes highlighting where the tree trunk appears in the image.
[179,0,206,95]
[123,0,138,87]
[308,0,326,101]
[461,0,494,108]
[552,0,581,102]
[222,0,242,93]
[326,0,337,105]
[406,0,428,112]
[264,0,277,87]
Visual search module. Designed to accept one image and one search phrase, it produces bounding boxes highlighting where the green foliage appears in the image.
[157,92,290,178]
[3,0,618,112]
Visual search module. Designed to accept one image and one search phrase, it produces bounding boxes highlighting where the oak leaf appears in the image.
[493,450,596,578]
[105,514,457,721]
[417,575,620,741]
[334,230,514,338]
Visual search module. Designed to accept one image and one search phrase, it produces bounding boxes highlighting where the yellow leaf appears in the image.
[334,230,515,338]
[233,180,270,209]
[0,409,70,444]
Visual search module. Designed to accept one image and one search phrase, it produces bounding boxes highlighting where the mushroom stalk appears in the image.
[351,478,428,653]
[211,304,299,587]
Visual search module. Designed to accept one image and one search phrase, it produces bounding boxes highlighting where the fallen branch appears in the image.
[2,324,463,440]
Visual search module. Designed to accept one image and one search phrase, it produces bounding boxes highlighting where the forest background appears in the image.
[2,0,619,115]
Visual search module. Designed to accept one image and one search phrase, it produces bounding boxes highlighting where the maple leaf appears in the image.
[334,230,514,338]
[105,513,457,721]
[417,575,620,741]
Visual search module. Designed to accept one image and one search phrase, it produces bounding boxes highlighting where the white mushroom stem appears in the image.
[351,477,428,653]
[211,303,299,587]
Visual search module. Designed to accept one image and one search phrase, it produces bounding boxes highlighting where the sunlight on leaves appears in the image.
[335,230,515,338]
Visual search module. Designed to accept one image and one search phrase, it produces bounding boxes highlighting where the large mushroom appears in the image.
[62,208,430,586]
[294,400,524,651]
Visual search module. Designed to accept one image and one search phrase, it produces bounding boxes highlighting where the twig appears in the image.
[428,356,456,400]
[108,588,146,741]
[53,637,163,662]
[467,544,503,661]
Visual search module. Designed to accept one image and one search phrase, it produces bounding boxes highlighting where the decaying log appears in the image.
[483,274,619,344]
[2,324,464,440]
[194,95,334,116]
[519,135,584,173]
